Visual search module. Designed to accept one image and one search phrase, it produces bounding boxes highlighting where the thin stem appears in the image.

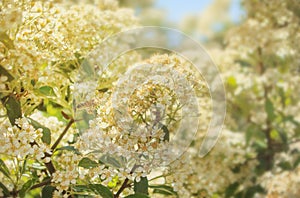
[44,118,75,175]
[44,156,56,175]
[114,165,138,198]
[51,118,75,150]
[30,178,52,190]
[15,178,52,195]
[114,178,129,198]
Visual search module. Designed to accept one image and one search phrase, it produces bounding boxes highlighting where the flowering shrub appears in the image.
[0,0,299,198]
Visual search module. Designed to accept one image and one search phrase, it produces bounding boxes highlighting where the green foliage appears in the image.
[161,124,170,141]
[19,179,36,198]
[56,146,81,154]
[134,177,148,195]
[38,86,57,97]
[28,118,51,145]
[150,184,178,196]
[0,159,11,179]
[265,98,275,121]
[0,181,10,196]
[99,155,123,168]
[78,157,99,169]
[2,94,22,125]
[41,185,56,198]
[89,184,113,198]
[225,182,239,198]
[0,65,14,81]
[0,32,15,49]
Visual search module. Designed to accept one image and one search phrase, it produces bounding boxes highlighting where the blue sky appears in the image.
[155,0,245,23]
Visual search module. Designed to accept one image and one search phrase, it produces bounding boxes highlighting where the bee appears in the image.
[75,99,97,110]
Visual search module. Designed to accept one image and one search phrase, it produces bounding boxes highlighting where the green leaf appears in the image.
[41,185,56,198]
[0,181,10,196]
[28,118,51,145]
[78,157,99,169]
[38,86,56,97]
[0,159,11,179]
[2,94,22,125]
[150,185,178,196]
[134,177,148,195]
[0,65,14,82]
[56,146,81,154]
[89,184,113,198]
[244,185,264,198]
[73,185,91,192]
[81,59,95,78]
[99,155,122,168]
[278,161,293,170]
[225,182,239,198]
[294,156,300,168]
[0,32,15,49]
[19,179,35,198]
[161,125,169,141]
[276,127,288,144]
[265,98,275,121]
[124,193,150,198]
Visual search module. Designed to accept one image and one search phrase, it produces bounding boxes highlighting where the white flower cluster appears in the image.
[226,0,300,61]
[260,166,300,198]
[0,0,138,117]
[259,142,300,198]
[76,54,210,191]
[30,111,77,145]
[52,152,81,193]
[0,118,52,162]
[162,130,258,198]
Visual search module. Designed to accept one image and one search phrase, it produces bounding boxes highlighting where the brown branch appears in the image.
[51,118,75,150]
[14,178,52,195]
[114,165,138,198]
[30,178,52,190]
[44,154,56,175]
[114,178,130,198]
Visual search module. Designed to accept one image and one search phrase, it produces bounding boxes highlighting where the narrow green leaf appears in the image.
[78,157,99,169]
[150,185,177,196]
[0,181,10,196]
[56,146,81,154]
[294,156,300,168]
[41,185,56,198]
[73,185,91,192]
[161,125,169,141]
[265,98,275,121]
[81,59,95,77]
[278,161,293,170]
[19,179,35,198]
[277,127,288,144]
[38,86,56,97]
[99,155,121,168]
[225,182,239,198]
[2,94,22,125]
[0,65,14,82]
[28,118,51,145]
[134,177,148,195]
[0,159,11,179]
[89,184,113,198]
[244,185,264,197]
[0,32,15,49]
[20,158,27,175]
